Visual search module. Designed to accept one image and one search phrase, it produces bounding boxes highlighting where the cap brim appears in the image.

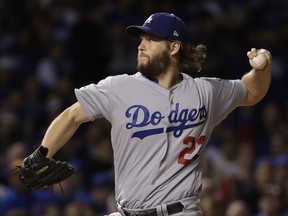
[126,25,164,38]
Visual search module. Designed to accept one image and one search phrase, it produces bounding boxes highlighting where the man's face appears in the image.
[137,34,172,78]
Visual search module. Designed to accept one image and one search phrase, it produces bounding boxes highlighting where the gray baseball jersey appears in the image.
[75,72,247,209]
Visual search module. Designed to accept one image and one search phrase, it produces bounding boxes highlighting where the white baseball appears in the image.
[249,52,268,70]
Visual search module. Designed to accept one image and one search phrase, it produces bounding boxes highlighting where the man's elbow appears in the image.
[64,102,90,125]
[240,92,266,106]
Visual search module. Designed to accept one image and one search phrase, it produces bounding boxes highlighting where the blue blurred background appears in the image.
[0,0,288,216]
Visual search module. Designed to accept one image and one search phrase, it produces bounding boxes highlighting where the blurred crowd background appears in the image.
[0,0,288,216]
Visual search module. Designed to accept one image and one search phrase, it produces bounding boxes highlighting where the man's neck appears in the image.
[155,69,183,89]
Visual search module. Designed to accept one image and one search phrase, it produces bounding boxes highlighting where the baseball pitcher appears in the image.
[18,12,272,216]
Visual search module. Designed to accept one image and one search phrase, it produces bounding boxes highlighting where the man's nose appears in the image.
[138,40,145,51]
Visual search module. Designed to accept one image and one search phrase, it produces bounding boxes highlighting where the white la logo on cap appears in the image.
[173,30,179,37]
[145,15,153,24]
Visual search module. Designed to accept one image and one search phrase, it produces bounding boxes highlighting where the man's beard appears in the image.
[137,49,172,79]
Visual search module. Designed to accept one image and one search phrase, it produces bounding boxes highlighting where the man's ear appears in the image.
[170,41,181,56]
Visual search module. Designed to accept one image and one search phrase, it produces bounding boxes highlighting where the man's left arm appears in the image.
[241,48,272,106]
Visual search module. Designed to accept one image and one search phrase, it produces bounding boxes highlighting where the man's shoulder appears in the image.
[108,72,143,84]
[182,74,226,92]
[192,76,225,86]
[182,73,218,84]
[110,72,140,80]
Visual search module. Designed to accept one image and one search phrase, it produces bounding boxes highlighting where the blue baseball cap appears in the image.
[126,12,188,42]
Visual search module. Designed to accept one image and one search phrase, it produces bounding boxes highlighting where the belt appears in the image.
[123,202,184,216]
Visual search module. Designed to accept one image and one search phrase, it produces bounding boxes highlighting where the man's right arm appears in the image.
[40,102,90,158]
